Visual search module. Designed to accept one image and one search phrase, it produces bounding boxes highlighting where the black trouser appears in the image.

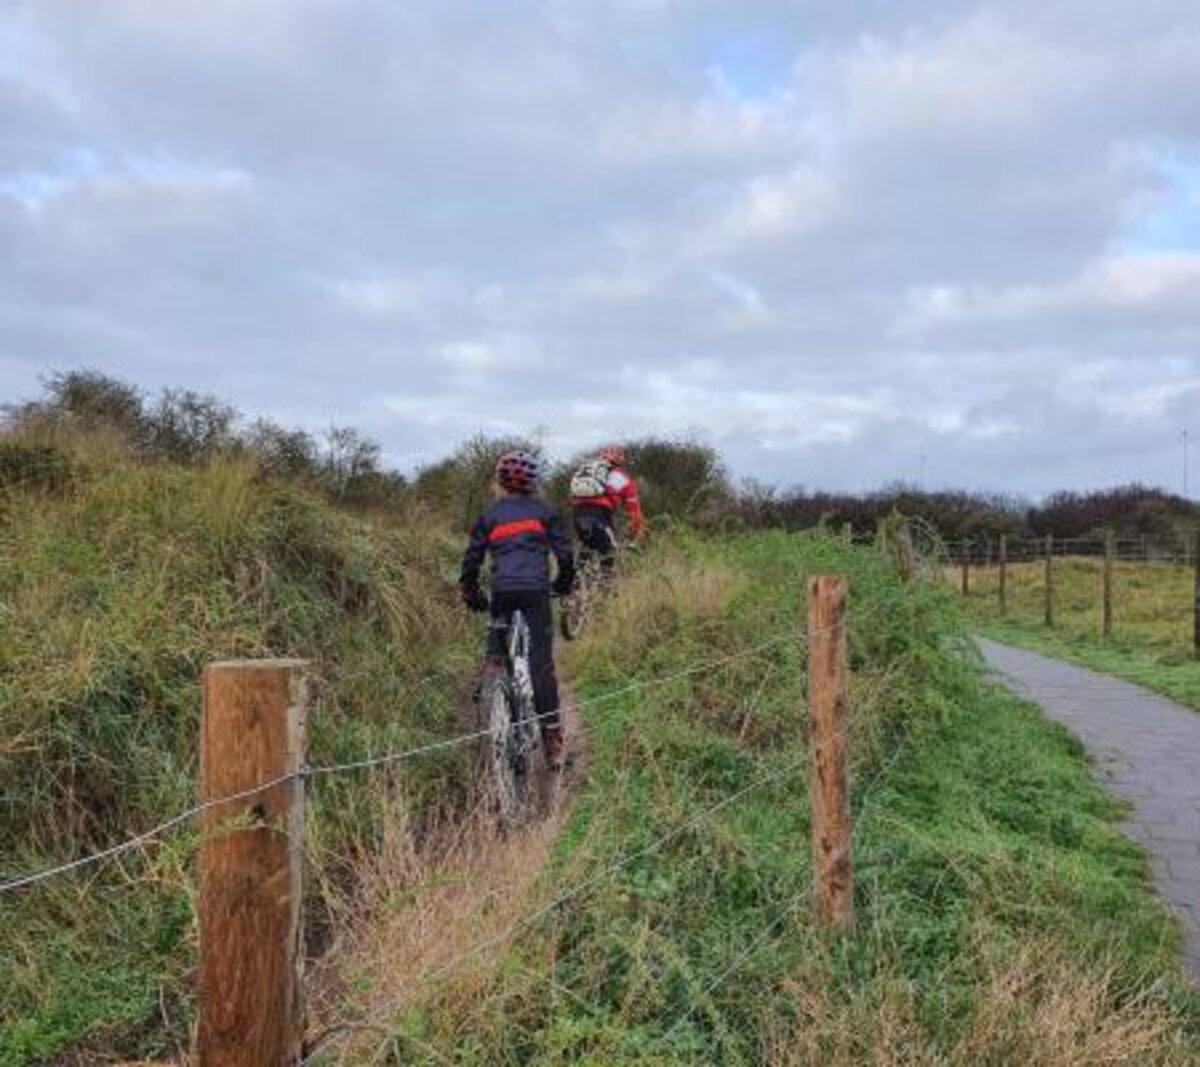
[572,506,617,573]
[487,589,560,729]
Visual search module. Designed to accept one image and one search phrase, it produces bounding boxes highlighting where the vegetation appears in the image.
[4,370,1199,1063]
[325,533,1200,1064]
[0,425,476,1064]
[960,557,1200,712]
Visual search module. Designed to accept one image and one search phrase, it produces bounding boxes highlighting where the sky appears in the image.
[3,1,1199,495]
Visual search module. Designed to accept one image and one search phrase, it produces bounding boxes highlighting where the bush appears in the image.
[143,389,237,463]
[0,441,75,493]
[4,369,147,443]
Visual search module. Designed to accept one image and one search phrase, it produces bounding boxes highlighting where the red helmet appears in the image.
[599,445,626,467]
[495,449,540,493]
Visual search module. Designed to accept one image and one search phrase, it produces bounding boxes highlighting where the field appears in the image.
[957,557,1200,711]
[3,433,1200,1064]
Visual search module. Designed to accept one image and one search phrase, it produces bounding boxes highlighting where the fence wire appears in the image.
[2,620,837,895]
[302,602,884,1065]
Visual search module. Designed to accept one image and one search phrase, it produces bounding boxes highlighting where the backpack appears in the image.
[570,459,613,499]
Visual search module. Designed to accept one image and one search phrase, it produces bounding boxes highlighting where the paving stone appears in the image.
[979,638,1200,985]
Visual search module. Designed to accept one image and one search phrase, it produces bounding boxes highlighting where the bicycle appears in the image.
[476,609,540,824]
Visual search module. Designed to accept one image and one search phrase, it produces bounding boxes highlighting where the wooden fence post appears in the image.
[1194,529,1200,661]
[200,659,308,1067]
[808,575,853,933]
[1044,533,1055,628]
[841,521,853,543]
[1102,529,1114,641]
[998,535,1008,615]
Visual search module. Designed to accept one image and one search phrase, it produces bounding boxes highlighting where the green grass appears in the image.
[0,434,478,1064]
[5,436,1199,1064]
[956,557,1200,711]
[360,533,1200,1065]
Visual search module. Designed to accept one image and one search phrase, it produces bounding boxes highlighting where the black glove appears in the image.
[551,566,575,598]
[462,585,489,613]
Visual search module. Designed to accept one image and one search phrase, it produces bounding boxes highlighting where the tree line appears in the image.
[4,370,1196,548]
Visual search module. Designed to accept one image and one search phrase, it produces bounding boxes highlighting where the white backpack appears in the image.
[570,459,612,499]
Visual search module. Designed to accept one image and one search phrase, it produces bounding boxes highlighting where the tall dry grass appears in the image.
[763,940,1196,1066]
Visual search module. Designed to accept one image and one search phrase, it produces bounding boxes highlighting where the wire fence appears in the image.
[944,535,1200,566]
[5,564,895,1065]
[3,597,885,897]
[302,600,899,1065]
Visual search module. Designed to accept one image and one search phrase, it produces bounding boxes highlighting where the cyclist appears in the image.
[568,445,646,576]
[460,450,575,768]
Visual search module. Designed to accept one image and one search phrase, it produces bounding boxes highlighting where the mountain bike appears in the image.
[476,609,540,824]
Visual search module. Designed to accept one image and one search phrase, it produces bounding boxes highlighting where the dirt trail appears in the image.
[306,681,588,1062]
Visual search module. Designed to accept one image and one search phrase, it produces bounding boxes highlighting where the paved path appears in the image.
[978,639,1200,981]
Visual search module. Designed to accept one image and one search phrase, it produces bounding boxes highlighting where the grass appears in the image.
[0,431,479,1064]
[324,532,1200,1064]
[4,430,1198,1063]
[955,557,1200,711]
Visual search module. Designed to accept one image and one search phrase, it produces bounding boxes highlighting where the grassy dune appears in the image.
[957,557,1200,710]
[0,433,478,1064]
[332,533,1200,1064]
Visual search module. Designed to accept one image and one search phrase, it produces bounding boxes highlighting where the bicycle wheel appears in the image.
[477,671,521,823]
[560,560,596,641]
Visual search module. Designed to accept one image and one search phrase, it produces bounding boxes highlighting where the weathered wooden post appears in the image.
[808,575,853,933]
[200,660,308,1067]
[1102,529,1114,641]
[1044,533,1055,628]
[841,521,853,543]
[960,542,970,596]
[1194,529,1200,661]
[998,535,1008,616]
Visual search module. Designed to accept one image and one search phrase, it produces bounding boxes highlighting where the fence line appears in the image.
[9,554,893,1065]
[303,578,869,1065]
[944,526,1200,660]
[4,605,885,897]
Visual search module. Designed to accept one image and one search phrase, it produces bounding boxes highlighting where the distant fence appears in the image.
[946,530,1200,658]
[2,573,878,1066]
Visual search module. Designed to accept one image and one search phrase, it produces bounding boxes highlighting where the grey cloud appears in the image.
[3,1,1199,494]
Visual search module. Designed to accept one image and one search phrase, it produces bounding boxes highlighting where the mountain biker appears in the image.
[460,450,575,768]
[568,445,646,576]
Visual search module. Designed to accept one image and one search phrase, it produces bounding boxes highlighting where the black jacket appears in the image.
[460,495,574,595]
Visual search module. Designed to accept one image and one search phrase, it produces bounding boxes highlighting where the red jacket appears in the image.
[571,465,645,538]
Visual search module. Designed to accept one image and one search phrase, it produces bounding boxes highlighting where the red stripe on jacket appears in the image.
[488,517,547,542]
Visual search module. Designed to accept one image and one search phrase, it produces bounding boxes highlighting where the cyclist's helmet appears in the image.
[495,449,541,493]
[599,445,626,466]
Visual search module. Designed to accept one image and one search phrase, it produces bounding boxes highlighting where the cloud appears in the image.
[2,1,1199,495]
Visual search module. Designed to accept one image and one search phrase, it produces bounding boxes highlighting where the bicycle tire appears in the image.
[560,557,600,641]
[476,671,522,824]
[560,585,589,640]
